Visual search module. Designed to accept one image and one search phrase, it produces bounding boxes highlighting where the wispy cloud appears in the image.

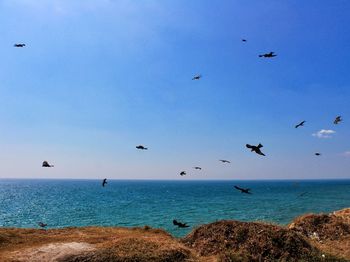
[312,129,336,139]
[343,151,350,157]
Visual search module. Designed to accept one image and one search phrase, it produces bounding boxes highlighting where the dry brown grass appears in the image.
[289,214,350,241]
[182,220,346,261]
[1,209,350,262]
[0,226,196,262]
[333,208,350,224]
[288,208,350,260]
[63,238,193,262]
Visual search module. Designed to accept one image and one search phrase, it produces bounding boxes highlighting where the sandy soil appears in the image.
[5,242,95,262]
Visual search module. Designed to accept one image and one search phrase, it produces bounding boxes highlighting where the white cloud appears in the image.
[343,151,350,157]
[312,129,336,139]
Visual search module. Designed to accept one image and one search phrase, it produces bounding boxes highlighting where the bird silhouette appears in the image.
[42,161,54,167]
[315,153,321,156]
[246,144,266,156]
[102,178,107,187]
[192,74,202,80]
[180,171,186,176]
[242,39,247,42]
[295,121,306,128]
[136,145,148,150]
[299,192,308,197]
[193,167,202,170]
[234,186,252,194]
[37,222,47,228]
[173,219,189,228]
[14,43,25,47]
[334,116,342,125]
[219,159,231,163]
[259,52,276,58]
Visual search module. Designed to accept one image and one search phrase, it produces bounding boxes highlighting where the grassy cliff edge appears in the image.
[1,208,349,262]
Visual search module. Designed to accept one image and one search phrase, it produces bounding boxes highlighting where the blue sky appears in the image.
[0,0,349,179]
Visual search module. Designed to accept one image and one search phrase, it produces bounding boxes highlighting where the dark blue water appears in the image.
[0,179,349,237]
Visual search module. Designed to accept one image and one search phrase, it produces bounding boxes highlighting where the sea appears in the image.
[0,179,349,237]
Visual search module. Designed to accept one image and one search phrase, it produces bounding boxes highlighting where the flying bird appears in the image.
[42,161,54,167]
[192,74,202,80]
[173,219,189,228]
[315,153,321,156]
[246,144,266,156]
[299,192,308,197]
[193,167,202,170]
[37,222,47,228]
[295,121,306,128]
[259,52,277,58]
[242,39,247,42]
[334,116,342,125]
[136,145,148,150]
[219,160,231,163]
[102,178,107,187]
[14,43,25,47]
[234,186,252,194]
[180,171,186,176]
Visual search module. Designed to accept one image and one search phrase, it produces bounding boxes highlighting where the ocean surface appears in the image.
[0,179,350,237]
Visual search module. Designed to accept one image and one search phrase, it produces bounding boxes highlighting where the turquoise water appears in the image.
[0,179,349,237]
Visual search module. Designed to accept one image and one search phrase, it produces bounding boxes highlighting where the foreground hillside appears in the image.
[0,209,349,262]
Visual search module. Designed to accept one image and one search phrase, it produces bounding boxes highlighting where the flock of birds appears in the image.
[13,40,344,229]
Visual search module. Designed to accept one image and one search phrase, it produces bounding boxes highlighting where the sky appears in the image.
[0,0,349,180]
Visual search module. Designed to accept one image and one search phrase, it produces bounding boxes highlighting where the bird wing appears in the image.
[234,186,243,191]
[246,144,253,149]
[256,149,265,156]
[295,121,304,128]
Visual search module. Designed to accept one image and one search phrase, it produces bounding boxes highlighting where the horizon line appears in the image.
[1,177,350,181]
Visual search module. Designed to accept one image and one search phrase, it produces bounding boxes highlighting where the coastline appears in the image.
[1,208,349,261]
